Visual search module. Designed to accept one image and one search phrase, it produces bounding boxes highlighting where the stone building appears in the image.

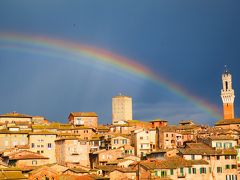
[112,94,132,124]
[28,131,57,164]
[68,112,98,128]
[55,137,91,167]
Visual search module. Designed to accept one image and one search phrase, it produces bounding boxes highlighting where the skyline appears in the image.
[1,1,240,125]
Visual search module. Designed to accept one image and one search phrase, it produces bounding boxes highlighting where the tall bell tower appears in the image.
[221,66,235,119]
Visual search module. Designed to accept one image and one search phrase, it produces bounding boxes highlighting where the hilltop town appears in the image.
[0,69,239,180]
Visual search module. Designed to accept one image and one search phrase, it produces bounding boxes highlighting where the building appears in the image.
[89,149,123,168]
[109,168,136,180]
[215,118,240,129]
[28,131,57,164]
[138,157,212,180]
[156,126,183,150]
[179,143,238,180]
[0,168,27,180]
[0,112,33,125]
[55,137,91,167]
[133,129,156,157]
[0,129,29,151]
[3,150,49,168]
[112,94,132,124]
[111,135,131,149]
[221,66,235,119]
[68,112,98,128]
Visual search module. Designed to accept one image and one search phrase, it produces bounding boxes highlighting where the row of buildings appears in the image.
[0,67,240,180]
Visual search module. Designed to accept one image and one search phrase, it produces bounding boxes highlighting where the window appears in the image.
[188,167,191,174]
[170,169,174,175]
[122,139,127,144]
[200,167,206,174]
[216,142,222,148]
[32,160,37,165]
[231,155,236,159]
[217,155,220,160]
[225,155,230,160]
[161,171,167,177]
[140,137,143,140]
[225,165,230,169]
[217,167,222,173]
[41,150,44,154]
[154,171,158,176]
[180,168,184,174]
[231,165,237,169]
[37,151,40,154]
[47,143,52,148]
[114,139,118,144]
[192,168,196,174]
[166,134,168,137]
[41,145,44,148]
[191,155,195,160]
[224,143,232,149]
[209,167,212,173]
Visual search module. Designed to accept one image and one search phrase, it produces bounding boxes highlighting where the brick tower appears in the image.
[221,66,235,119]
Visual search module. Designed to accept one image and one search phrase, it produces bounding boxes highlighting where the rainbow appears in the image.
[0,32,221,119]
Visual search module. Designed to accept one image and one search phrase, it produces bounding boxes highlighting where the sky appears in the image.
[0,1,240,125]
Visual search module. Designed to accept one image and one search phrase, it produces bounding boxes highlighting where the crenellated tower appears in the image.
[221,66,235,119]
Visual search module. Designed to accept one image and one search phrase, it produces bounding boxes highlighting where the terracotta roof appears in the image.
[176,124,201,130]
[0,130,30,134]
[111,134,131,139]
[140,156,208,170]
[0,112,32,118]
[73,126,95,130]
[117,145,134,150]
[8,150,49,160]
[215,118,240,125]
[28,131,57,135]
[0,171,27,179]
[60,175,93,180]
[67,168,89,173]
[69,112,98,117]
[186,143,212,149]
[147,148,176,154]
[96,165,117,172]
[150,119,168,122]
[97,126,110,130]
[113,167,136,173]
[209,135,236,140]
[159,126,177,132]
[179,148,237,155]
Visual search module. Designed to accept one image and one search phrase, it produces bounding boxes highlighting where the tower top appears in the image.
[223,65,230,75]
